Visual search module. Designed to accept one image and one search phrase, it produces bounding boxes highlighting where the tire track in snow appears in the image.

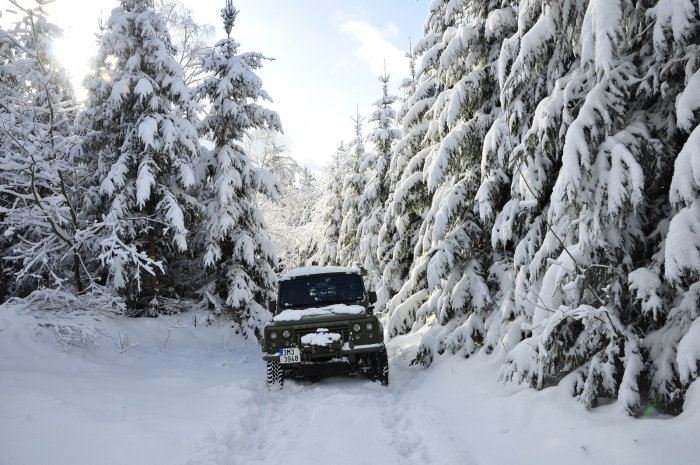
[185,347,477,465]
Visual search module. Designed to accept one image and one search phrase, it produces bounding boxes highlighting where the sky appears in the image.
[9,0,431,172]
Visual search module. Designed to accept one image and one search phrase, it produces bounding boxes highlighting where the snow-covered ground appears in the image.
[1,305,698,465]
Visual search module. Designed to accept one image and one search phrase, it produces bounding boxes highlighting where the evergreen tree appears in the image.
[337,110,367,266]
[79,0,200,312]
[316,143,347,266]
[194,1,281,337]
[640,0,700,414]
[496,0,677,414]
[408,0,518,365]
[379,35,439,321]
[480,0,593,373]
[358,69,401,289]
[384,1,517,361]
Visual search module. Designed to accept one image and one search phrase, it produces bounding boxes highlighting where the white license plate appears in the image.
[279,348,301,364]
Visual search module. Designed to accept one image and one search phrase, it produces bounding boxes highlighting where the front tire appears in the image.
[267,361,284,391]
[371,349,389,387]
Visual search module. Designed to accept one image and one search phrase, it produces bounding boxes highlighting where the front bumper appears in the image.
[262,342,385,362]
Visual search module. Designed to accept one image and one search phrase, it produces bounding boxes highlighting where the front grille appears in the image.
[296,326,349,347]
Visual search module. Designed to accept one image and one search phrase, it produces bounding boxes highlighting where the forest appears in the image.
[2,0,700,418]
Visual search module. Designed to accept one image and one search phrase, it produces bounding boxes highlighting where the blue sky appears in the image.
[39,0,430,171]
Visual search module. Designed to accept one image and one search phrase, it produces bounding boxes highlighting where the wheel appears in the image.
[267,361,284,391]
[371,349,389,387]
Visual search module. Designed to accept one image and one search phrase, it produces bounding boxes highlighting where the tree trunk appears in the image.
[73,253,84,294]
[146,200,159,299]
[58,170,84,294]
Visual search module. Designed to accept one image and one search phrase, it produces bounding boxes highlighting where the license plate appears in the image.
[279,348,301,364]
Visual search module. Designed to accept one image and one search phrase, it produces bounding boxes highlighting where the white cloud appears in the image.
[340,20,407,84]
[382,22,400,40]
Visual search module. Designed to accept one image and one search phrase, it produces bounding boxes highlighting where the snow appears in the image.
[300,331,341,346]
[1,306,699,465]
[648,0,697,53]
[629,267,664,320]
[677,69,700,132]
[665,200,700,281]
[582,0,623,78]
[677,317,700,383]
[341,342,384,351]
[278,265,361,281]
[273,304,367,322]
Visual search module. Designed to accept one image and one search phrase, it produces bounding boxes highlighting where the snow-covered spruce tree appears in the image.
[379,37,437,317]
[358,70,401,289]
[640,0,700,414]
[316,143,347,266]
[194,1,281,337]
[497,0,680,415]
[79,0,200,313]
[337,111,367,266]
[376,41,422,303]
[476,0,592,363]
[385,0,518,368]
[0,1,87,297]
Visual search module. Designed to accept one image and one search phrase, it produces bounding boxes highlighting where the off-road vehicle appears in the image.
[262,266,388,390]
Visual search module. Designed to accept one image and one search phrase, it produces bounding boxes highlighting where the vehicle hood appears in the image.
[272,304,366,322]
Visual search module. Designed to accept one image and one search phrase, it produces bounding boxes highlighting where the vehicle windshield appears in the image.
[279,274,365,308]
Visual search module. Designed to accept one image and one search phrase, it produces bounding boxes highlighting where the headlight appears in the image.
[352,323,362,332]
[282,330,291,339]
[365,322,374,332]
[268,330,279,340]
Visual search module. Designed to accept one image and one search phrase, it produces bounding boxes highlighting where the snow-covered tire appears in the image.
[371,349,389,387]
[267,361,284,391]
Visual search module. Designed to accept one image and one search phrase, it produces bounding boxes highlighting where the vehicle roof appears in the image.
[278,266,362,282]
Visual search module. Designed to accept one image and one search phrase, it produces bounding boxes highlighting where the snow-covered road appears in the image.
[187,342,475,465]
[2,308,699,465]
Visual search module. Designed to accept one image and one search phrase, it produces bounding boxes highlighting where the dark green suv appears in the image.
[262,266,388,390]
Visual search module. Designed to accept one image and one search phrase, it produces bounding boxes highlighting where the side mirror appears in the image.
[268,299,277,314]
[368,291,377,304]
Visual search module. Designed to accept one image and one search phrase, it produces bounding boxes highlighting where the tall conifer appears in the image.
[194,1,281,337]
[80,0,200,312]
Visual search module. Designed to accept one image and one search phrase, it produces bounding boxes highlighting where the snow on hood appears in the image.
[273,304,366,322]
[279,266,361,281]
